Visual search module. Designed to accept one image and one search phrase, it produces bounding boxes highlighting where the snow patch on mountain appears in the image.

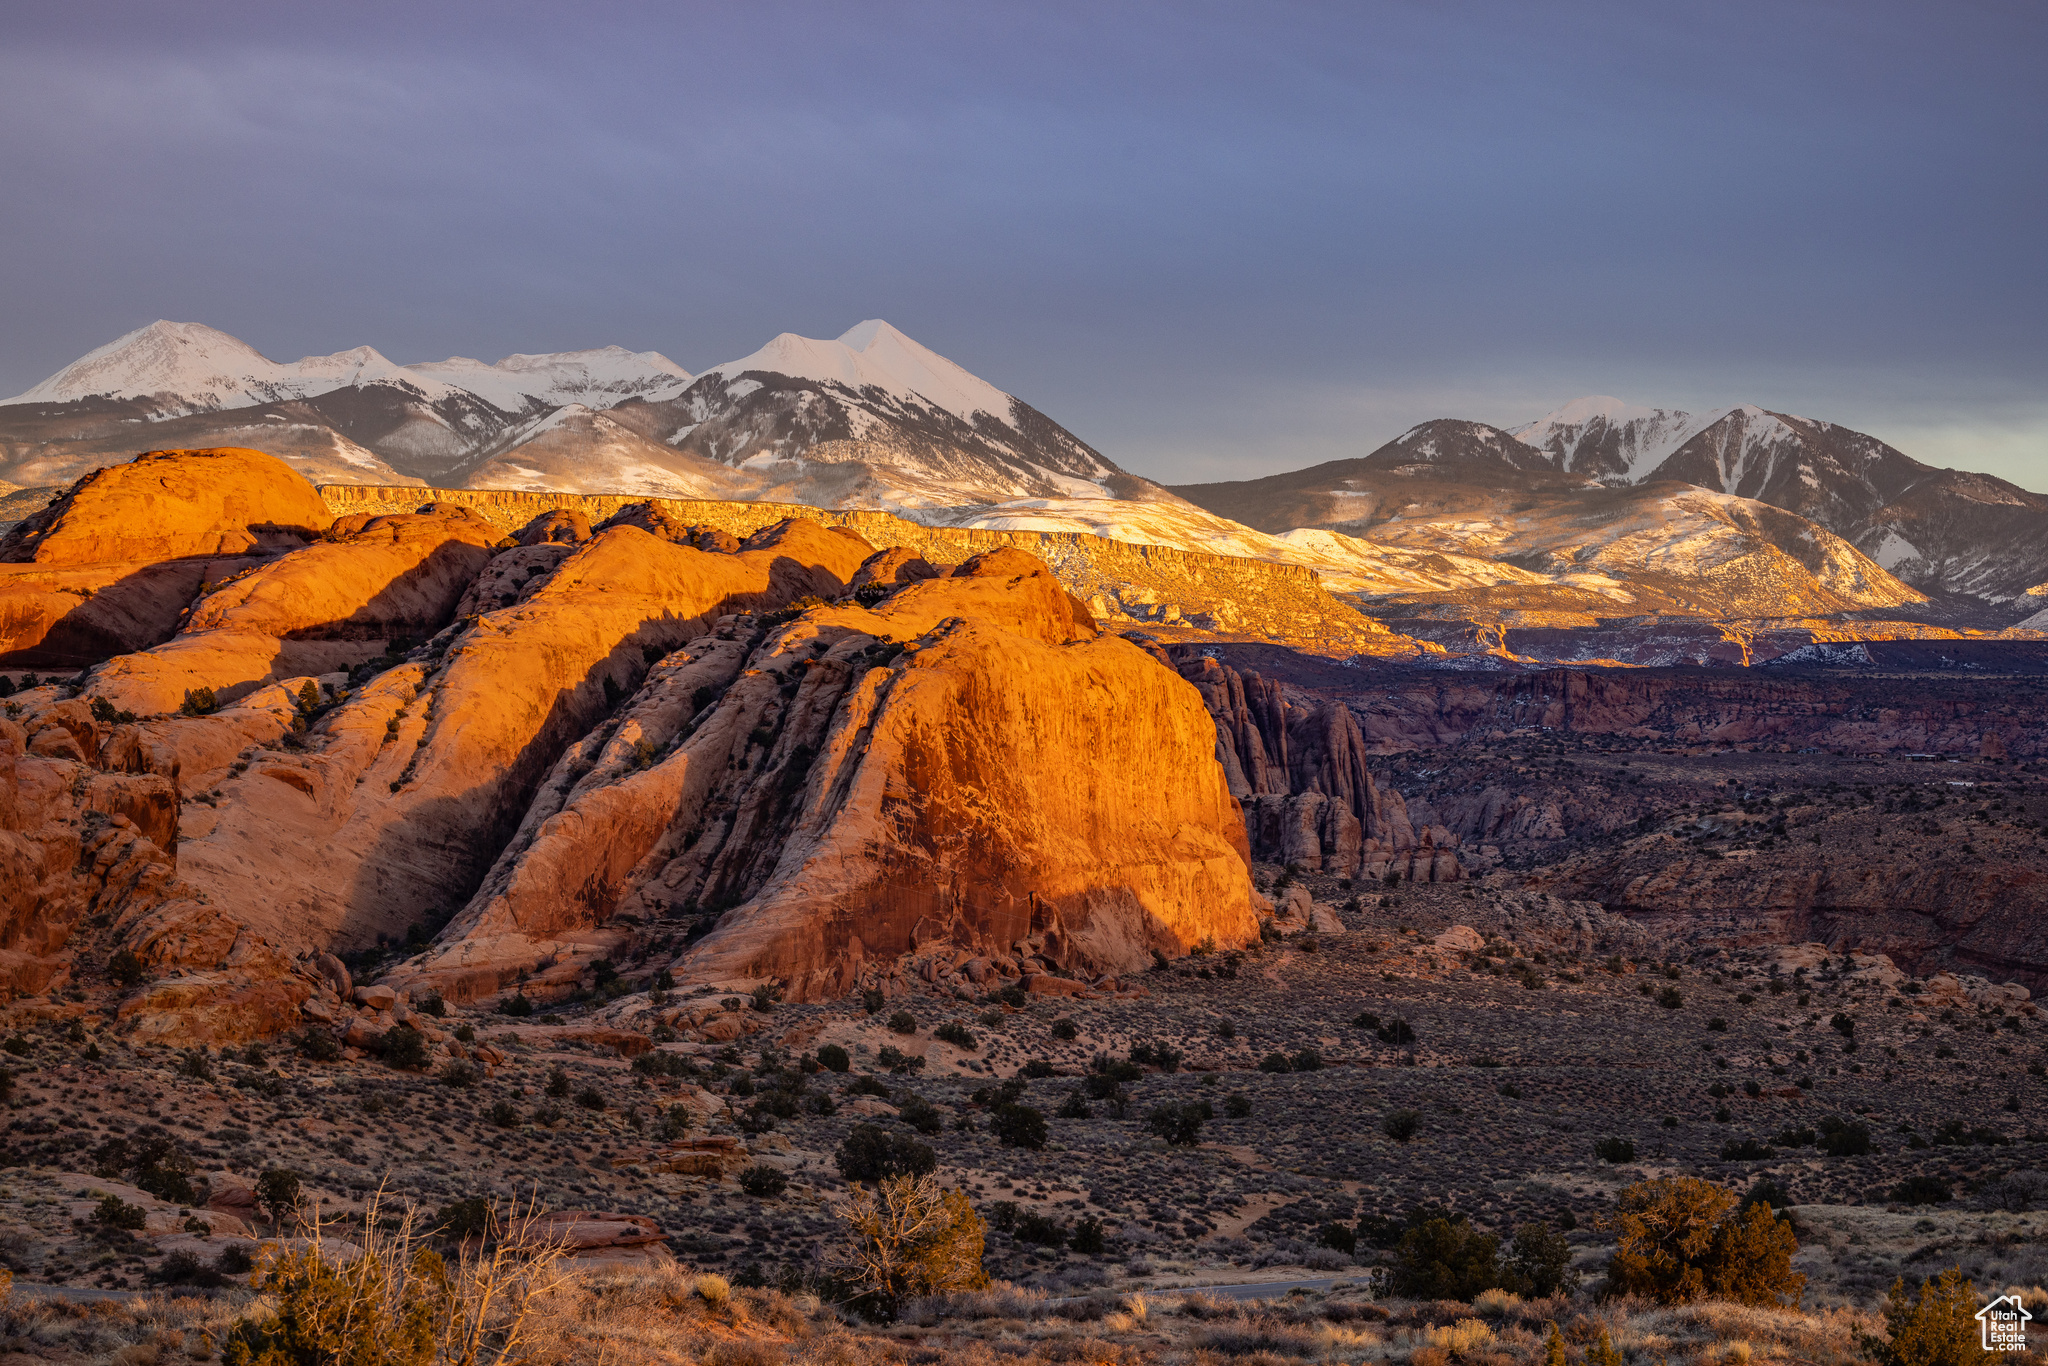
[406,347,692,412]
[1513,396,1727,483]
[3,321,346,415]
[4,322,692,419]
[707,319,1016,427]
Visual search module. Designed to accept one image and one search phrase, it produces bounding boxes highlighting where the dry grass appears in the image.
[0,1262,1910,1364]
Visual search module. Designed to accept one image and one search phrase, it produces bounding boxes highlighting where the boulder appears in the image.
[1433,925,1486,953]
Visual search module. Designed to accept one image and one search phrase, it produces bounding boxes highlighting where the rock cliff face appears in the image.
[1172,653,1464,882]
[86,505,500,715]
[391,546,1260,1004]
[0,681,326,1041]
[0,449,334,668]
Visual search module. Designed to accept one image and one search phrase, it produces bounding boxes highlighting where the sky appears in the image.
[2,1,2044,487]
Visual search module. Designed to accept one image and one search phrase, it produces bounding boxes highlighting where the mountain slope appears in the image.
[606,320,1151,509]
[1169,420,1927,619]
[1516,398,2048,604]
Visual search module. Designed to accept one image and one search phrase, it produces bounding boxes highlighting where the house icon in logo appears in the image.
[1978,1294,2032,1351]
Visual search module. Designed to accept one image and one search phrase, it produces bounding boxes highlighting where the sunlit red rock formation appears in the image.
[391,546,1261,1004]
[86,504,500,716]
[0,448,334,668]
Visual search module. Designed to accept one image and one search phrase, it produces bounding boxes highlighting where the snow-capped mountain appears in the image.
[1511,396,1723,483]
[1515,397,2048,604]
[0,317,1148,510]
[405,347,692,412]
[1169,418,1930,619]
[610,320,1148,509]
[1,321,693,420]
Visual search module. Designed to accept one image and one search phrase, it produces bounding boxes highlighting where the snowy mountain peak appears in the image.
[1513,397,1729,484]
[3,320,294,411]
[405,347,692,411]
[710,320,1016,427]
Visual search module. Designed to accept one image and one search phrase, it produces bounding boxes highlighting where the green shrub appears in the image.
[1318,1221,1358,1255]
[432,1198,492,1239]
[1375,1017,1416,1045]
[817,1044,851,1073]
[375,1026,430,1071]
[257,1169,302,1229]
[991,1103,1048,1150]
[1891,1175,1951,1206]
[298,1028,342,1063]
[1594,1136,1636,1163]
[887,1010,918,1035]
[876,1045,924,1074]
[1817,1115,1871,1157]
[544,1066,570,1098]
[898,1094,944,1135]
[1070,1216,1107,1255]
[1505,1220,1579,1297]
[1290,1047,1324,1072]
[862,989,886,1014]
[109,949,146,988]
[574,1086,607,1111]
[499,993,534,1017]
[1258,1052,1293,1074]
[438,1061,479,1089]
[1389,1216,1501,1300]
[1020,1058,1056,1078]
[488,1101,520,1129]
[1056,1090,1091,1119]
[934,1021,977,1050]
[1858,1265,1990,1366]
[1721,1138,1775,1161]
[1050,1018,1078,1041]
[1382,1108,1421,1143]
[740,1165,790,1198]
[95,1194,147,1230]
[1224,1093,1252,1118]
[179,686,218,716]
[1013,1211,1066,1247]
[1145,1101,1210,1147]
[836,1124,937,1182]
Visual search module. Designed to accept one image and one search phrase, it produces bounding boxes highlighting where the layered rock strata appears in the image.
[86,505,500,715]
[390,546,1261,1004]
[1174,653,1465,882]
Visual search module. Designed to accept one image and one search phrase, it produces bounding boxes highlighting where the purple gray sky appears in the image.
[3,1,2044,485]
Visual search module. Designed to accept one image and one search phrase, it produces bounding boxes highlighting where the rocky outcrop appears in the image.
[316,485,1419,657]
[155,516,877,958]
[391,546,1260,1004]
[0,449,334,668]
[1175,653,1464,882]
[0,682,324,1040]
[1,448,331,567]
[86,505,499,715]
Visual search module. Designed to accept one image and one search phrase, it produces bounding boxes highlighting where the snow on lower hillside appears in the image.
[929,498,1600,599]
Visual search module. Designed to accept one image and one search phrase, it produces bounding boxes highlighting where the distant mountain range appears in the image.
[0,319,1163,510]
[4,323,2044,626]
